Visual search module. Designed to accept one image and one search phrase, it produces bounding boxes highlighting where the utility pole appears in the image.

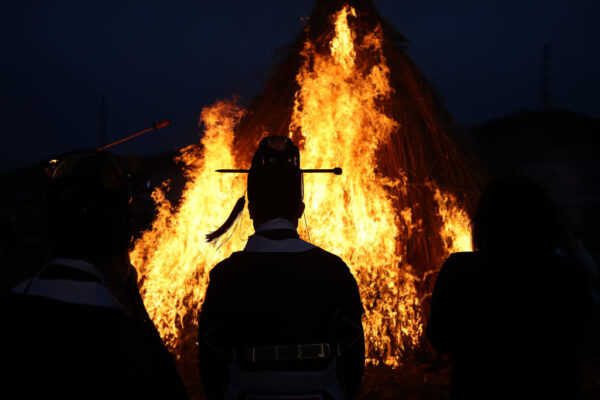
[540,44,551,110]
[100,94,107,147]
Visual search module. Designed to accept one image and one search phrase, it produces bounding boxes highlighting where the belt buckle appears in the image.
[245,343,331,362]
[299,343,330,360]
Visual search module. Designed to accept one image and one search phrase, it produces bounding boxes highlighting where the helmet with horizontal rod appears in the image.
[206,136,341,243]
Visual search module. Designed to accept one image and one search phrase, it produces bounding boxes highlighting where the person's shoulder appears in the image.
[306,245,346,263]
[210,247,350,274]
[300,246,356,278]
[439,251,480,277]
[291,245,345,265]
[208,251,246,278]
[7,290,124,315]
[446,251,478,262]
[444,251,479,267]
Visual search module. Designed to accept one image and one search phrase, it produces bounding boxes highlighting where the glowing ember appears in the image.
[131,4,472,367]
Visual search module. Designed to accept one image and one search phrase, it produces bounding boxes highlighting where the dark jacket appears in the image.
[427,251,591,399]
[4,259,188,399]
[198,228,364,399]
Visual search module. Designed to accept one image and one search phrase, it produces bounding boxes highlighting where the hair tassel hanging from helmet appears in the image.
[206,195,246,243]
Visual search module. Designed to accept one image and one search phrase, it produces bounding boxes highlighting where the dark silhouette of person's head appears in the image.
[48,152,131,269]
[247,136,305,228]
[205,136,306,243]
[472,176,561,255]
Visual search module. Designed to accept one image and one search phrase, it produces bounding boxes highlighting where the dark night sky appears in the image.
[1,0,599,173]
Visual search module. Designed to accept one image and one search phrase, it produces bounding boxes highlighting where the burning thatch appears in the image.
[231,0,483,354]
[131,0,483,395]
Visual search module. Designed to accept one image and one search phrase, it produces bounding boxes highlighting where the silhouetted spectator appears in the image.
[198,136,364,400]
[427,176,592,399]
[4,152,188,399]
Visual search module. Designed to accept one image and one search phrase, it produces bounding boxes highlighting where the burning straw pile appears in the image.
[131,0,483,391]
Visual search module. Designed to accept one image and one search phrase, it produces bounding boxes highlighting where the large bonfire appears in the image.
[131,0,482,378]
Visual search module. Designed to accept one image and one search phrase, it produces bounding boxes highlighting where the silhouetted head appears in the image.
[248,136,305,228]
[472,176,561,255]
[48,152,131,268]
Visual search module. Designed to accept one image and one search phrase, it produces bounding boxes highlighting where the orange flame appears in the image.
[433,186,473,255]
[132,4,472,367]
[291,6,417,364]
[131,101,249,348]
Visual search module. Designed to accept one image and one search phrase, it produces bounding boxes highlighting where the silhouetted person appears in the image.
[4,152,188,399]
[198,136,364,400]
[427,177,592,399]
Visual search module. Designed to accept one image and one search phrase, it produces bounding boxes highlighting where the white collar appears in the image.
[244,218,316,253]
[12,258,122,310]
